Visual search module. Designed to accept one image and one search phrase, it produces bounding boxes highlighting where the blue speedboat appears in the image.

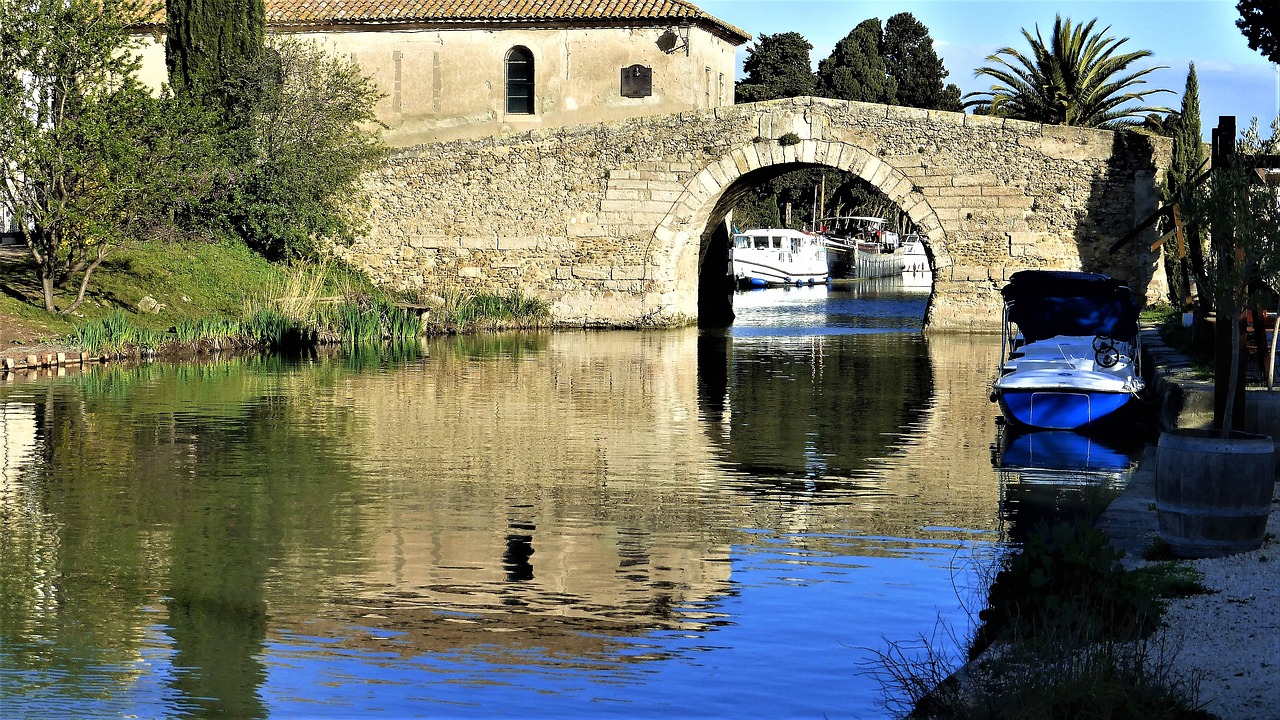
[991,271,1144,430]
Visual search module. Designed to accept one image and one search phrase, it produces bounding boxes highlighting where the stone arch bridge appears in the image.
[341,97,1170,331]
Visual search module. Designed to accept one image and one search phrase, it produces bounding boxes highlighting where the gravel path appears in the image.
[1099,448,1280,720]
[1156,505,1280,720]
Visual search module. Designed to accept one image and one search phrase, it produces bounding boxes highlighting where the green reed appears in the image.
[325,298,423,344]
[452,291,549,328]
[75,310,163,355]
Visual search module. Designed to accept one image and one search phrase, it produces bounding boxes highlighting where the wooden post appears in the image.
[1211,116,1246,432]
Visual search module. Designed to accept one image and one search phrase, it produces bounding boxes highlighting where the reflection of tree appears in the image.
[0,359,372,717]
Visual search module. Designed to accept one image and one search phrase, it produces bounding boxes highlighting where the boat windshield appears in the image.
[1003,271,1139,342]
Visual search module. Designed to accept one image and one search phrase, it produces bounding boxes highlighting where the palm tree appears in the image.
[964,16,1172,128]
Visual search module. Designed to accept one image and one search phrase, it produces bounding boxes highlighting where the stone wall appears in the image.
[340,96,1172,331]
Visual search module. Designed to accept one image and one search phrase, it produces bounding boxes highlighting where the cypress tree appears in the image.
[1163,64,1207,312]
[165,0,265,108]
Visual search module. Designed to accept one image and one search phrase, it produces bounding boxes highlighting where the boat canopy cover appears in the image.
[1001,270,1139,342]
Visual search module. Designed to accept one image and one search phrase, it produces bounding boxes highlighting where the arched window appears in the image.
[505,47,534,114]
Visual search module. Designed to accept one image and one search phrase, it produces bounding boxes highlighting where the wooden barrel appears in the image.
[1155,430,1276,558]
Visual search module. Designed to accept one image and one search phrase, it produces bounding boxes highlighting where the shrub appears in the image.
[972,520,1158,657]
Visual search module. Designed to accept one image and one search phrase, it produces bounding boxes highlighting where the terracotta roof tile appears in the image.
[248,0,748,40]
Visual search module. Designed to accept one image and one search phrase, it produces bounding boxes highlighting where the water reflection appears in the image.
[0,281,1026,719]
[991,422,1144,544]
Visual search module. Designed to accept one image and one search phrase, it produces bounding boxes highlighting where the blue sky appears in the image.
[698,0,1279,138]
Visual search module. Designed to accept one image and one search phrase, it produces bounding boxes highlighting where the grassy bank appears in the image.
[878,521,1215,719]
[0,239,549,354]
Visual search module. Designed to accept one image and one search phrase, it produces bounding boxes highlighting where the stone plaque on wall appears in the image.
[621,65,652,98]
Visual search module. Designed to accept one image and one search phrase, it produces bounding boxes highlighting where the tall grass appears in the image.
[173,317,242,344]
[871,521,1213,719]
[240,264,331,350]
[73,265,549,357]
[320,297,423,344]
[449,290,550,329]
[76,311,167,355]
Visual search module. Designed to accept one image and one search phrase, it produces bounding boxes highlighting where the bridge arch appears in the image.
[654,137,951,323]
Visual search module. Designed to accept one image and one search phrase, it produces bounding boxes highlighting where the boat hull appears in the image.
[730,258,827,287]
[995,388,1134,430]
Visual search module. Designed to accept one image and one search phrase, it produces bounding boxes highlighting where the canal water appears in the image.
[0,278,1141,719]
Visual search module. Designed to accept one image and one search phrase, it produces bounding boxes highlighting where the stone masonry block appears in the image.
[497,236,543,251]
[868,162,894,188]
[951,173,1000,187]
[607,178,651,191]
[963,113,1007,131]
[885,105,930,122]
[925,109,966,126]
[409,235,456,249]
[998,195,1035,209]
[460,237,497,250]
[800,140,817,164]
[695,170,719,197]
[606,188,647,201]
[860,156,884,184]
[572,266,612,280]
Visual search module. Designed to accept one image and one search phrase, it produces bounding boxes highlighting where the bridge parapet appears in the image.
[339,97,1170,331]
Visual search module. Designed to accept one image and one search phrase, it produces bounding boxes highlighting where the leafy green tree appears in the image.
[165,0,266,111]
[883,12,963,111]
[735,32,815,103]
[228,39,389,260]
[964,15,1172,128]
[816,19,895,104]
[1237,0,1280,63]
[0,0,215,314]
[815,14,959,111]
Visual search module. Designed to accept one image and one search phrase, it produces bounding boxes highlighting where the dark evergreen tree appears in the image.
[882,12,962,111]
[735,32,815,103]
[1162,64,1208,314]
[1237,0,1280,63]
[165,0,265,108]
[815,19,895,104]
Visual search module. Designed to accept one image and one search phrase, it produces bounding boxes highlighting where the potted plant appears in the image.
[1155,116,1280,558]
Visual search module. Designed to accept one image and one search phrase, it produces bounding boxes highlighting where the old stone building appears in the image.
[133,0,750,147]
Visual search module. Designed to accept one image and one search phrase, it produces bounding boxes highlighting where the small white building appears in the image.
[132,0,750,147]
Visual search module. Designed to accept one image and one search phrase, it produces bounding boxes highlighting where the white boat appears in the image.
[901,234,929,275]
[991,271,1145,430]
[728,228,828,288]
[816,216,905,279]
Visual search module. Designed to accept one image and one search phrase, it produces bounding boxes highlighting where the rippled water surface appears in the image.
[0,278,1139,718]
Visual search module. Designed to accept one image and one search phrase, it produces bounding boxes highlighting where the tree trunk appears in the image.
[41,274,57,313]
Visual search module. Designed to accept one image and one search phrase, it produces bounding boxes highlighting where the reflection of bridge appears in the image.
[330,329,1005,657]
[344,97,1170,330]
